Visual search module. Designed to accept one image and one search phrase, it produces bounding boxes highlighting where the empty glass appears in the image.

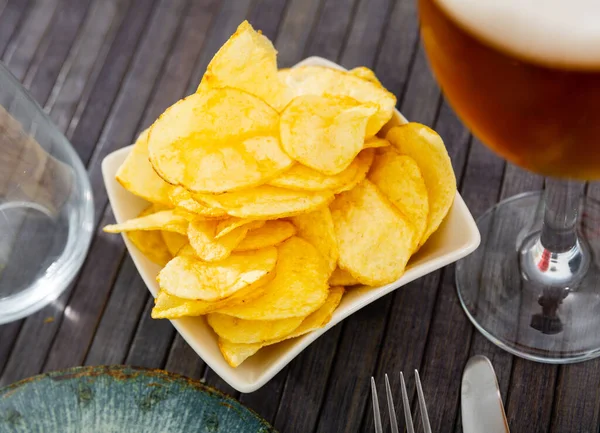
[0,61,93,324]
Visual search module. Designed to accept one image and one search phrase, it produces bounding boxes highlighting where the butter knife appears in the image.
[461,355,510,433]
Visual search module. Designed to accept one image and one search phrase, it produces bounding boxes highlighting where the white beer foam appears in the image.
[435,0,600,69]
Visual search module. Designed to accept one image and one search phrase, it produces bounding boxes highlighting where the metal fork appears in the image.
[370,370,432,433]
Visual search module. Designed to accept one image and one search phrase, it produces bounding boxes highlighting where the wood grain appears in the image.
[0,0,31,57]
[0,2,596,432]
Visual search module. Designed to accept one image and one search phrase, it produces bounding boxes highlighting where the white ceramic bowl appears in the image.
[102,56,480,393]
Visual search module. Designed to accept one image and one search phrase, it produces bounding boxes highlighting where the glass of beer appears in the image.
[420,0,600,362]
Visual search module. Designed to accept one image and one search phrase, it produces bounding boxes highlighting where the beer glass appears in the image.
[0,62,93,324]
[420,0,600,361]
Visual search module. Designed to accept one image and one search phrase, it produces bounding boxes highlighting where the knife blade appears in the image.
[461,355,510,433]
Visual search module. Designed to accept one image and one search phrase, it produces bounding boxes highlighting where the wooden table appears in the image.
[0,1,597,432]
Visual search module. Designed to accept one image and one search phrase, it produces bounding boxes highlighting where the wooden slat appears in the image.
[247,0,289,41]
[83,257,147,365]
[0,322,21,378]
[373,0,420,100]
[303,0,357,61]
[400,45,440,124]
[506,360,557,432]
[23,0,94,103]
[339,0,393,69]
[0,0,31,56]
[549,360,600,432]
[164,335,206,380]
[314,303,388,433]
[125,298,175,368]
[273,0,323,67]
[62,0,132,136]
[67,0,158,165]
[41,0,190,372]
[271,326,343,432]
[46,0,131,129]
[2,0,60,81]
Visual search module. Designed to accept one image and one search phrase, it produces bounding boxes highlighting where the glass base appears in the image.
[456,191,600,363]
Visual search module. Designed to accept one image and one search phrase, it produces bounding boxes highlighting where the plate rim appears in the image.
[0,364,276,431]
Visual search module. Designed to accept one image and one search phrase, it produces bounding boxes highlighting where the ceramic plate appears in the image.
[0,366,274,432]
[102,56,480,393]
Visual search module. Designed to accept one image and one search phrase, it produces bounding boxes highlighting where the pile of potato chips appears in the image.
[104,21,456,367]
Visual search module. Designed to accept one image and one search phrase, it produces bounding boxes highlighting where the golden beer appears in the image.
[419,0,600,179]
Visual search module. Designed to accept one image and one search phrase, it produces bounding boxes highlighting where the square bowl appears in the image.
[102,56,480,393]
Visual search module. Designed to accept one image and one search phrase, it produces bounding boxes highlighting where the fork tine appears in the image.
[371,377,383,433]
[400,372,415,433]
[415,370,432,433]
[384,374,400,433]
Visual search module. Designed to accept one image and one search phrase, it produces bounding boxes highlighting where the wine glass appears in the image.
[419,0,600,362]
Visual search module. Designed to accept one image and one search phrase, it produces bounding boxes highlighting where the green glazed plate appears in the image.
[0,365,275,432]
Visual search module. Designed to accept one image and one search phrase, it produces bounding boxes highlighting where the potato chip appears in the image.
[280,95,377,175]
[216,237,329,320]
[387,123,456,245]
[127,231,172,266]
[234,220,296,251]
[218,340,263,368]
[215,217,264,239]
[348,66,383,87]
[103,209,188,235]
[369,147,429,249]
[169,186,227,217]
[333,148,375,194]
[364,137,390,149]
[207,313,303,344]
[158,245,277,301]
[148,87,292,193]
[278,65,396,136]
[197,21,292,111]
[290,207,338,276]
[116,128,173,205]
[187,218,250,262]
[330,179,416,286]
[329,267,361,286]
[218,286,344,367]
[114,205,173,266]
[152,270,274,319]
[194,186,333,219]
[267,160,360,192]
[161,231,188,256]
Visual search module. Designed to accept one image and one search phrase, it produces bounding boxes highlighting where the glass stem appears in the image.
[540,179,582,252]
[520,179,589,287]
